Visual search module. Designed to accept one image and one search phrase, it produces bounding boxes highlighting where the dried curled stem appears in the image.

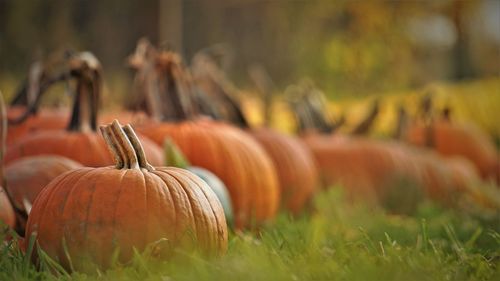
[100,120,154,171]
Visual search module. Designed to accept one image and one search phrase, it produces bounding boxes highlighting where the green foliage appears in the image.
[1,188,498,281]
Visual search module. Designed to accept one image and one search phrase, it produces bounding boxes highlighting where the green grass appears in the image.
[1,188,499,281]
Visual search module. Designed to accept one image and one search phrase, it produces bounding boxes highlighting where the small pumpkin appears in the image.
[25,120,227,272]
[164,138,233,225]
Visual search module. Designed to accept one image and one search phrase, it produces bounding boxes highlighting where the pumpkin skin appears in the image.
[25,121,227,272]
[445,157,480,193]
[4,131,164,167]
[302,134,461,205]
[5,155,82,213]
[163,138,234,226]
[188,167,234,225]
[0,187,15,229]
[6,106,68,146]
[138,119,280,229]
[406,120,498,183]
[251,128,318,214]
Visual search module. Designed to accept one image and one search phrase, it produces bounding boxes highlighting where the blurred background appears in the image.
[0,0,499,137]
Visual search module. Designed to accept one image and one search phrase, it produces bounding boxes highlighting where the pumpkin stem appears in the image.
[100,126,124,169]
[163,138,189,169]
[393,104,409,140]
[8,71,72,126]
[67,52,101,133]
[192,53,249,128]
[157,53,195,121]
[101,120,153,170]
[127,39,165,121]
[122,124,155,171]
[248,64,275,128]
[351,99,380,136]
[108,120,139,169]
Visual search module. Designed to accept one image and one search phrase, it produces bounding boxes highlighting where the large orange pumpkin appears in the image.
[5,52,163,167]
[138,119,279,229]
[129,46,279,228]
[25,121,227,272]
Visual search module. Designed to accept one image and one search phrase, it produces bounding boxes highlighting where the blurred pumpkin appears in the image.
[128,46,279,229]
[5,52,164,167]
[192,54,319,215]
[25,121,227,272]
[406,119,499,184]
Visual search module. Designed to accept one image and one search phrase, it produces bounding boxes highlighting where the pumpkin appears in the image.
[445,157,481,193]
[5,155,82,231]
[164,138,234,225]
[129,45,279,229]
[192,55,319,214]
[25,120,227,272]
[139,119,279,229]
[5,52,164,167]
[406,119,499,183]
[250,128,319,214]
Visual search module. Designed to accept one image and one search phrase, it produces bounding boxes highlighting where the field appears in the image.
[2,187,499,281]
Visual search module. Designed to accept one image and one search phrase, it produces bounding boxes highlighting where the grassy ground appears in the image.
[2,188,499,281]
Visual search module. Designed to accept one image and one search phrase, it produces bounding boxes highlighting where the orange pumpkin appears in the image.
[251,128,318,214]
[25,120,227,272]
[138,119,280,229]
[406,118,498,183]
[191,55,318,215]
[5,52,164,167]
[302,134,461,205]
[128,46,279,229]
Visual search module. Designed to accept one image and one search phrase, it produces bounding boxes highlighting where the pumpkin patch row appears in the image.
[0,39,498,273]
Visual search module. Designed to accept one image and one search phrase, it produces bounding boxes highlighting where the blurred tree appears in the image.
[0,0,497,99]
